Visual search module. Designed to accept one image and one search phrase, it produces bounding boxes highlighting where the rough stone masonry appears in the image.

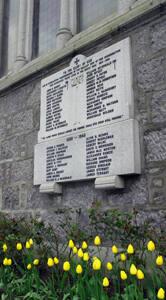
[0,5,165,235]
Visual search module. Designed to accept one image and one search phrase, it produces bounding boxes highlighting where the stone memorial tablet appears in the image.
[34,119,140,184]
[34,37,141,187]
[38,38,133,142]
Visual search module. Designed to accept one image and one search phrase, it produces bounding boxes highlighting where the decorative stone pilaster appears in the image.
[70,0,78,36]
[14,0,27,69]
[56,0,72,50]
[14,0,34,71]
[0,0,4,73]
[25,0,34,62]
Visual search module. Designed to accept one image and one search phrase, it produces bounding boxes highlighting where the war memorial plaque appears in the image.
[34,38,141,186]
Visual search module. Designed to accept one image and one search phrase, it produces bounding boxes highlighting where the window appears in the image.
[79,0,117,31]
[33,0,117,58]
[0,0,119,76]
[1,0,19,75]
[37,0,60,56]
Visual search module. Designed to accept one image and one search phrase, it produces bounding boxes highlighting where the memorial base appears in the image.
[95,175,124,190]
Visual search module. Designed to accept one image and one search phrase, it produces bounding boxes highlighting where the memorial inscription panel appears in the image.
[38,38,133,142]
[34,119,140,184]
[34,38,141,186]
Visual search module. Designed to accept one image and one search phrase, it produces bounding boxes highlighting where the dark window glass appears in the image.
[79,0,117,31]
[32,0,40,59]
[38,0,60,56]
[1,0,19,75]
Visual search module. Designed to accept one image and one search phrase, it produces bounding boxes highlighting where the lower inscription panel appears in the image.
[34,119,140,185]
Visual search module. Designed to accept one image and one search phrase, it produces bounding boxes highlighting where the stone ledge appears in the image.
[0,0,165,94]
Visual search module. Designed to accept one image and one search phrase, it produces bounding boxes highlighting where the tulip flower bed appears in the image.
[0,235,166,300]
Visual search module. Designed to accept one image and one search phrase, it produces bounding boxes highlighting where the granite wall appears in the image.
[0,7,165,232]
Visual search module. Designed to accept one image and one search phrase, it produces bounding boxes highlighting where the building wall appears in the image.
[0,5,166,233]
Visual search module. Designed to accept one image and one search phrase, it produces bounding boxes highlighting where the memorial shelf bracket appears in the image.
[39,182,62,194]
[95,175,125,190]
[34,37,141,194]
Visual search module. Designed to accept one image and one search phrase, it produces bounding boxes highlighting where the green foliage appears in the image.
[88,207,149,246]
[0,210,165,299]
[62,206,166,255]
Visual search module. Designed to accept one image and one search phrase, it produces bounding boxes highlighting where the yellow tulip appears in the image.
[16,243,22,251]
[130,264,137,275]
[147,240,155,251]
[120,253,127,261]
[68,240,74,248]
[54,257,59,264]
[3,258,12,266]
[33,259,39,266]
[3,258,8,266]
[73,246,78,254]
[29,238,33,246]
[83,252,89,261]
[103,277,109,287]
[47,258,54,267]
[93,258,101,270]
[156,256,164,266]
[120,270,127,280]
[26,241,31,249]
[82,241,88,249]
[76,264,83,274]
[94,236,101,246]
[136,269,144,280]
[106,262,113,271]
[27,263,32,270]
[2,243,7,252]
[78,248,84,258]
[7,259,12,266]
[112,245,118,254]
[157,288,165,299]
[127,244,134,254]
[63,261,70,271]
[92,256,98,261]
